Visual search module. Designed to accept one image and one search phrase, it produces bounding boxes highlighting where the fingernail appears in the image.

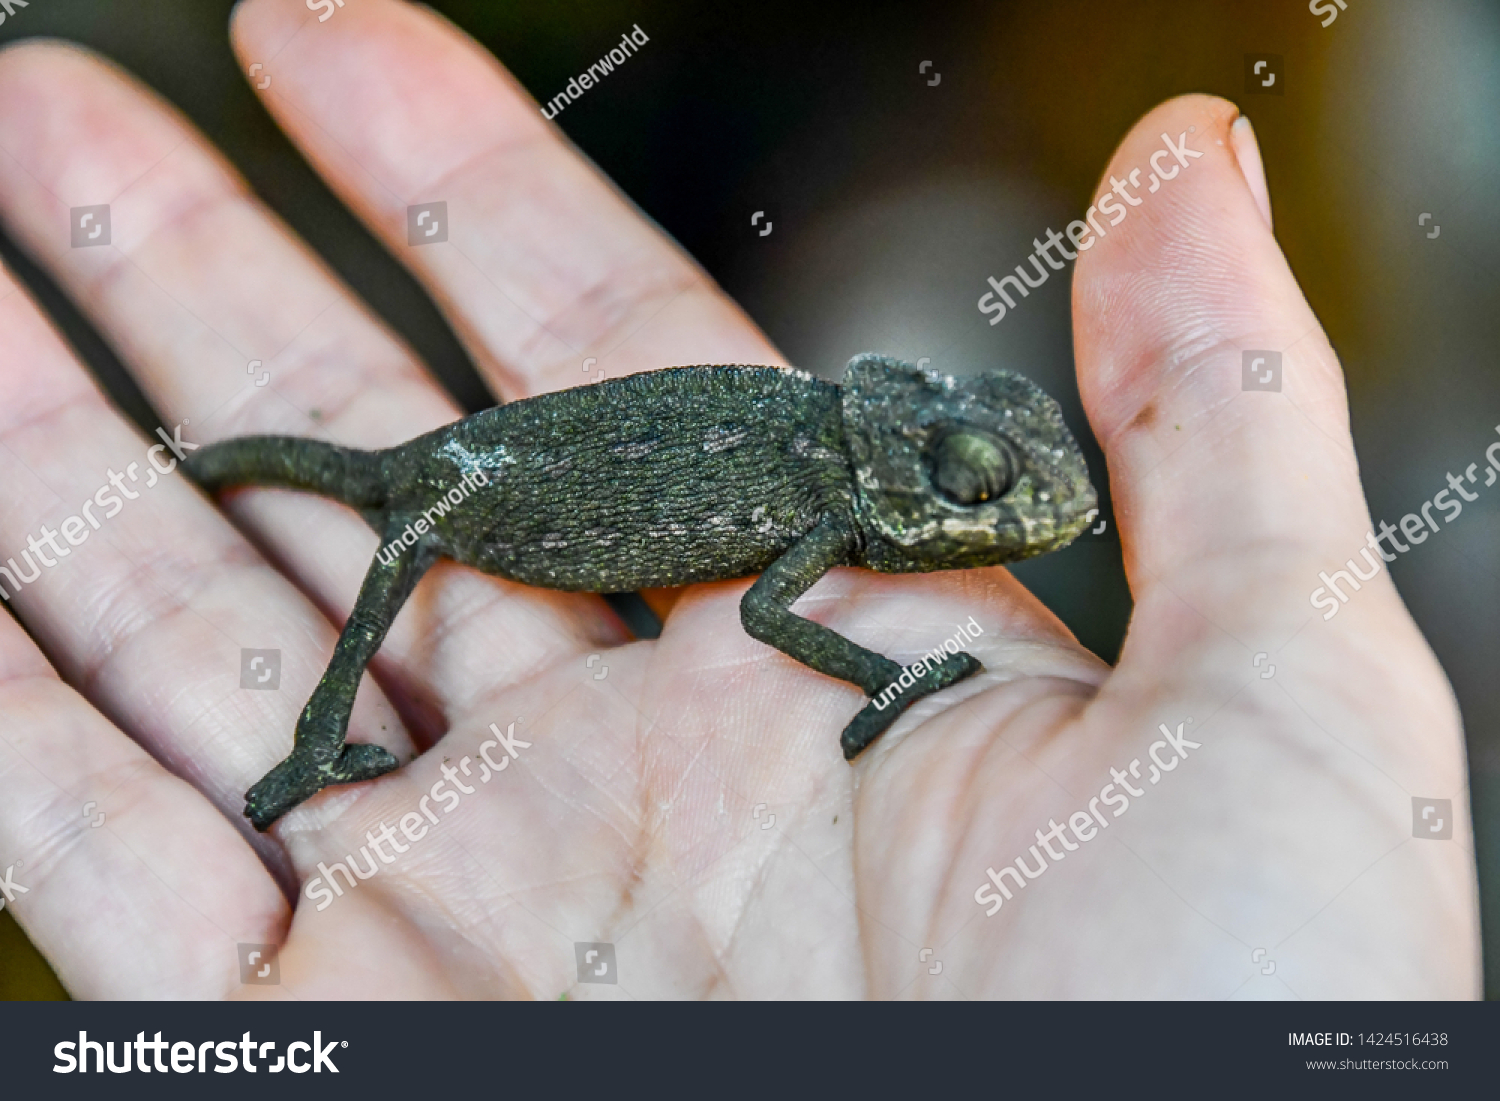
[1231,115,1273,230]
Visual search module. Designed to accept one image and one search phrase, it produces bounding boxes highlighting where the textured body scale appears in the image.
[388,366,858,591]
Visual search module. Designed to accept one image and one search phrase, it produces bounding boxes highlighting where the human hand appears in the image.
[0,0,1476,997]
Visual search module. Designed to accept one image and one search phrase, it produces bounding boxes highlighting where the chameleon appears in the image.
[184,353,1096,830]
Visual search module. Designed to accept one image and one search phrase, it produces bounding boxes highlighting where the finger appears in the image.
[0,42,623,716]
[0,255,415,831]
[0,610,288,998]
[0,40,454,445]
[229,0,782,401]
[1070,95,1410,645]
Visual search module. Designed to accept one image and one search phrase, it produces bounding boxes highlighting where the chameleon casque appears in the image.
[184,353,1096,830]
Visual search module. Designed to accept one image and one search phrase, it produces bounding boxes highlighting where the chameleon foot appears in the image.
[841,652,982,760]
[244,742,401,831]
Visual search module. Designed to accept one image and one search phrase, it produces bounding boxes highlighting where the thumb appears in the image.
[1070,94,1418,657]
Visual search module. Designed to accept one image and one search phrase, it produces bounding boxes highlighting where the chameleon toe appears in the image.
[243,743,401,830]
[327,742,402,784]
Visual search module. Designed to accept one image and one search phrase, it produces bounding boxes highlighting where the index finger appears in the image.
[232,0,783,401]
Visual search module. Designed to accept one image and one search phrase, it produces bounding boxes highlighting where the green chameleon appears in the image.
[185,353,1096,830]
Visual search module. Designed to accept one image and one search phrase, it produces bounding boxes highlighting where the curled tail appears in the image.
[184,436,387,511]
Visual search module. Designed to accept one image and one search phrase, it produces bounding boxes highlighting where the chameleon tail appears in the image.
[184,436,388,511]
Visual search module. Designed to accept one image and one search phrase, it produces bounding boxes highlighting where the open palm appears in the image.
[0,0,1477,998]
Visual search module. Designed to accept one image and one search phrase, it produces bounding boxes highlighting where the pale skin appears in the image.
[0,0,1479,998]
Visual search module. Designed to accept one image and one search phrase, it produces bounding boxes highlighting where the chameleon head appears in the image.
[839,353,1097,571]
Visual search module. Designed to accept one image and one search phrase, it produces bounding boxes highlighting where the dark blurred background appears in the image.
[1,0,1496,999]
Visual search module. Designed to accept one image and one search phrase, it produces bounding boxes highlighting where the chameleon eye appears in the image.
[929,429,1017,506]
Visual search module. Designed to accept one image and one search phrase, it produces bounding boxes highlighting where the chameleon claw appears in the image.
[244,742,401,831]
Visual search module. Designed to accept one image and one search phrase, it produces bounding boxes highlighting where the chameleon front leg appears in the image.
[244,527,437,830]
[739,516,982,760]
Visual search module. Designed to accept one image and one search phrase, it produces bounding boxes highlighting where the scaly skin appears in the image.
[185,353,1095,829]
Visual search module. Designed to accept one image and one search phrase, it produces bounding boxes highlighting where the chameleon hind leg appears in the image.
[244,527,437,830]
[739,516,982,760]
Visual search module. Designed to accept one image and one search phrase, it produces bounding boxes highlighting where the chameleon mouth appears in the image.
[1064,489,1100,524]
[1032,487,1099,549]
